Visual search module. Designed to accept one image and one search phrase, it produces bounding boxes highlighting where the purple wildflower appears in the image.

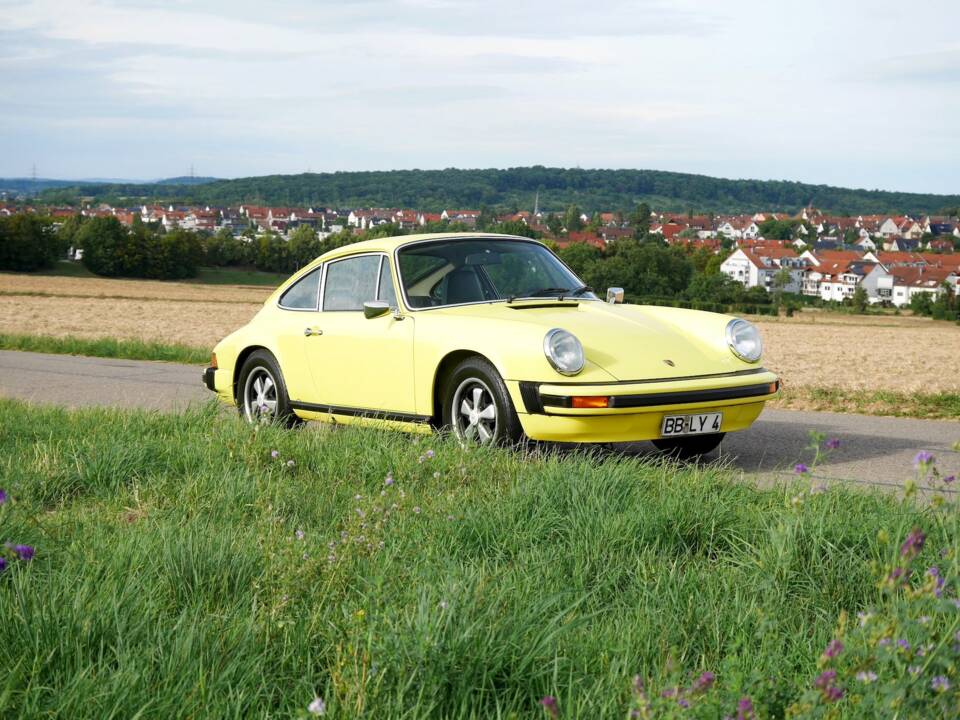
[856,671,878,683]
[307,696,326,715]
[932,676,951,692]
[295,529,305,541]
[540,696,559,718]
[794,463,809,474]
[888,567,908,583]
[823,686,844,702]
[914,451,934,468]
[825,438,841,450]
[661,688,677,699]
[12,544,34,561]
[270,450,279,459]
[736,696,755,720]
[897,639,911,651]
[928,567,945,597]
[692,671,715,692]
[0,488,6,505]
[677,698,690,709]
[822,639,844,659]
[814,670,837,689]
[425,449,435,459]
[908,665,921,676]
[900,528,925,559]
[384,473,394,486]
[878,638,891,647]
[944,474,956,484]
[0,557,6,573]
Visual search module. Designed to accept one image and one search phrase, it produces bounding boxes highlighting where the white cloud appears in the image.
[0,0,958,192]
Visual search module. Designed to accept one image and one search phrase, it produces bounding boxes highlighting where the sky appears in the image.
[0,0,958,194]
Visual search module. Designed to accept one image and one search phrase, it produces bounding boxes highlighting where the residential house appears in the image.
[720,247,802,293]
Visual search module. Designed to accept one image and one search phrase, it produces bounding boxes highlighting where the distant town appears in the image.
[2,200,959,309]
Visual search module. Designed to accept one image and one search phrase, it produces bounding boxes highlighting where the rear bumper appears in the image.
[508,369,779,443]
[202,367,217,392]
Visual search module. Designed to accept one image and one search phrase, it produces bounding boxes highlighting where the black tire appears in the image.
[652,433,725,459]
[441,356,523,446]
[236,350,302,428]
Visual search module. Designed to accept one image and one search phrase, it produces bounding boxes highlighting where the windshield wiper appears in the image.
[507,286,589,303]
[525,287,571,297]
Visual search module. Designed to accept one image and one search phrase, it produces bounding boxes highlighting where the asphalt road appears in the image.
[1,350,957,492]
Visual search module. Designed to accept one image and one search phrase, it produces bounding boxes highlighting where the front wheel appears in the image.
[236,350,302,428]
[652,433,725,459]
[442,357,523,446]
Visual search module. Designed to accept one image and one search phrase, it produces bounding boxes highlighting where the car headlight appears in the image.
[725,319,762,363]
[543,328,585,376]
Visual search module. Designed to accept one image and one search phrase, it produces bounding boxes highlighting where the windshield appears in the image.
[397,238,596,309]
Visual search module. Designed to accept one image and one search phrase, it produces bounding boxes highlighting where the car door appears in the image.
[304,252,417,416]
[271,264,323,402]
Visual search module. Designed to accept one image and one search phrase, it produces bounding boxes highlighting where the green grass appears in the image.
[192,266,287,286]
[0,332,208,365]
[0,399,949,718]
[776,386,960,420]
[25,261,286,286]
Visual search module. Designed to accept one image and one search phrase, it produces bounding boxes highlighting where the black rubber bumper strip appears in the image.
[290,401,431,424]
[519,380,779,414]
[202,367,216,392]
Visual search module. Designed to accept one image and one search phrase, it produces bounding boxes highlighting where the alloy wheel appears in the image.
[243,367,278,423]
[452,377,498,444]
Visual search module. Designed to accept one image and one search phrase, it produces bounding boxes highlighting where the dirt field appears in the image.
[2,273,958,394]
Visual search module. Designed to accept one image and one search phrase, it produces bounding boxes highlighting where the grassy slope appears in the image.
[33,261,285,287]
[0,400,947,718]
[0,332,208,365]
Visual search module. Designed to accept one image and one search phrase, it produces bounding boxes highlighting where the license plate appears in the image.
[660,412,722,437]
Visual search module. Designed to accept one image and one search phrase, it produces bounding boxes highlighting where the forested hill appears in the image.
[37,167,960,215]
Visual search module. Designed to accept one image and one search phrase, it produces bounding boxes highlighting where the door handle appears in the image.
[304,327,323,337]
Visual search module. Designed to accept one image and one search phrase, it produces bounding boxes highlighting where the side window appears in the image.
[322,255,380,311]
[278,267,321,310]
[377,258,398,309]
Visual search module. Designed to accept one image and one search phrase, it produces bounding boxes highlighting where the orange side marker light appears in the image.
[571,396,609,409]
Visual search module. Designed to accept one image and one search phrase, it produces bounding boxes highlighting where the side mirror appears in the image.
[363,301,391,319]
[606,287,624,304]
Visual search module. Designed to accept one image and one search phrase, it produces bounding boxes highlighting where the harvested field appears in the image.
[0,295,261,349]
[2,274,958,397]
[754,313,960,393]
[0,272,274,304]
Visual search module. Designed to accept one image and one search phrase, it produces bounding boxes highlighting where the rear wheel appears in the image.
[442,357,523,446]
[236,350,301,428]
[652,433,725,459]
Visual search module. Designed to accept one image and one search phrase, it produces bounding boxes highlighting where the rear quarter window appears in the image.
[278,267,321,310]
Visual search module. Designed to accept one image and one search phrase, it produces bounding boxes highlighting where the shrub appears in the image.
[0,214,63,271]
[77,217,202,279]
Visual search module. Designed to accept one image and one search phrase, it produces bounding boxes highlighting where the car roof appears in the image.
[315,232,542,264]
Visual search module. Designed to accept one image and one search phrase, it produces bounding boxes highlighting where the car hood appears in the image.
[433,300,755,381]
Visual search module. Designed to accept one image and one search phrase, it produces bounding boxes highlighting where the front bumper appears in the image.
[508,369,779,443]
[202,367,217,392]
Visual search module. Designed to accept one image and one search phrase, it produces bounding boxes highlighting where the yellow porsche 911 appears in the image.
[203,233,779,456]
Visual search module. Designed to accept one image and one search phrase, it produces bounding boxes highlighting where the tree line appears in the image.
[36,166,960,215]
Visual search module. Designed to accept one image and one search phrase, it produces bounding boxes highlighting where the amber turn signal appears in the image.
[768,381,779,394]
[210,352,218,369]
[571,396,609,409]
